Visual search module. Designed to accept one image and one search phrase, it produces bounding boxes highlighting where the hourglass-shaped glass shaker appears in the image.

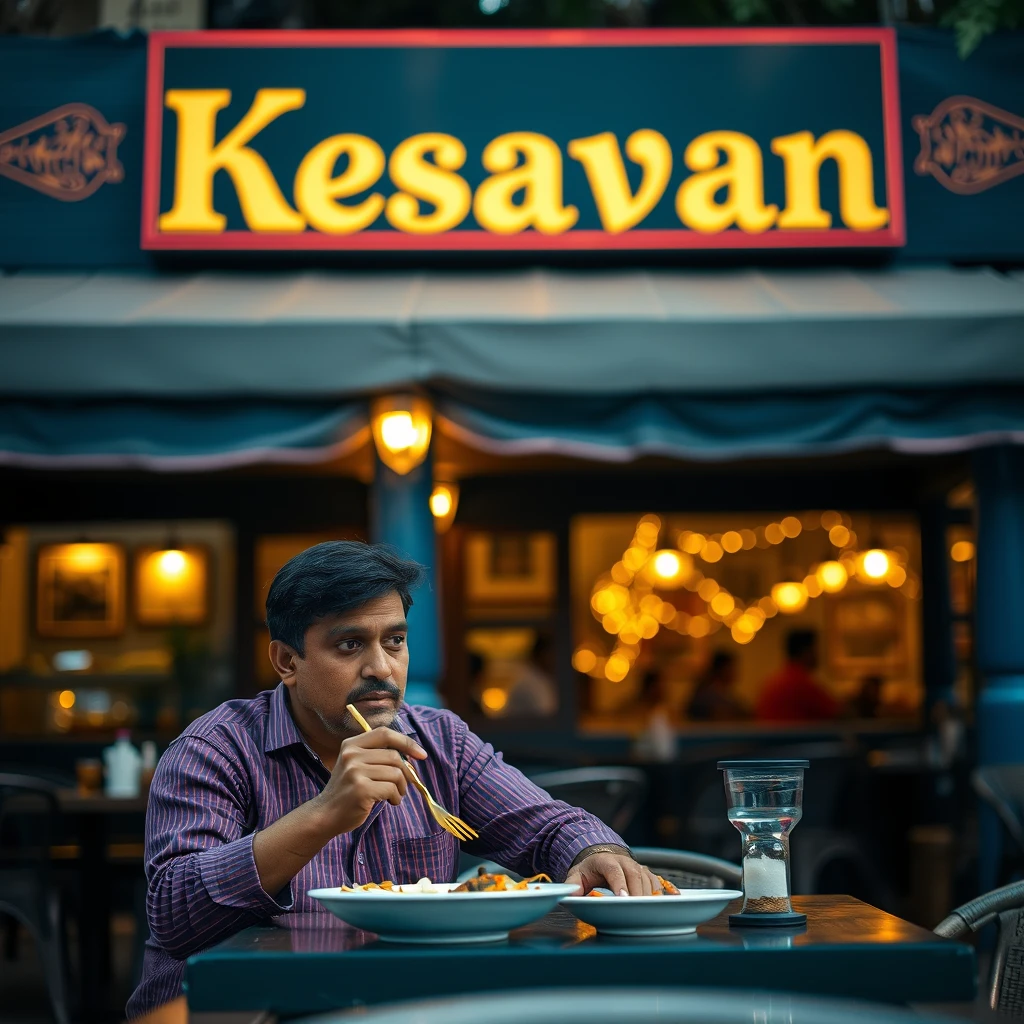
[718,759,809,927]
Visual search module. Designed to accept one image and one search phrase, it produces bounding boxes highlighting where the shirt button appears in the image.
[358,854,364,865]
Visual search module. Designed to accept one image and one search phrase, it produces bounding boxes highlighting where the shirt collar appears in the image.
[265,682,417,754]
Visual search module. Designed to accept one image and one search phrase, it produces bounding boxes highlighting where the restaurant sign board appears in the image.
[142,28,904,252]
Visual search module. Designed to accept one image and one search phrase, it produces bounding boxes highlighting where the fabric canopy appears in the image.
[436,385,1024,462]
[3,267,1024,467]
[3,267,1024,397]
[0,400,366,470]
[1,386,1023,469]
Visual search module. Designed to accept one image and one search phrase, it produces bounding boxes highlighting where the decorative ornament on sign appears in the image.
[913,96,1024,195]
[0,104,125,201]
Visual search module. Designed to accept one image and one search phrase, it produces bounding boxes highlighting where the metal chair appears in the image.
[0,773,71,1024]
[290,987,959,1024]
[630,846,742,890]
[528,767,648,836]
[973,765,1024,881]
[935,879,1024,1017]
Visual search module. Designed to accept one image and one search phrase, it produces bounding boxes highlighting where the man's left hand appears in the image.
[565,847,663,896]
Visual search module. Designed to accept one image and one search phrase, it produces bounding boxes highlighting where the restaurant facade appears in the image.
[2,23,1024,899]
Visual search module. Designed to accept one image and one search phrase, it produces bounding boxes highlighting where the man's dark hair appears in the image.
[786,629,818,660]
[266,541,427,655]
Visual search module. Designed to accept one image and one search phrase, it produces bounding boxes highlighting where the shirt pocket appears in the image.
[390,829,459,885]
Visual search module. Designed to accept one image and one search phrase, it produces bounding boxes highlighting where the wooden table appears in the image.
[184,896,976,1016]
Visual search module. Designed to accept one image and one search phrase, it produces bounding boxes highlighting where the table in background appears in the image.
[185,896,976,1017]
[58,789,148,1021]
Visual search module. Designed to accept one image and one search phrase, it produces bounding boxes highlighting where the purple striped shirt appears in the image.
[127,683,624,1019]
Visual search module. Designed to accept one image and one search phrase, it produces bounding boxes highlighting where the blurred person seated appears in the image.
[853,674,884,718]
[633,669,677,762]
[504,634,559,718]
[755,629,840,722]
[687,650,747,722]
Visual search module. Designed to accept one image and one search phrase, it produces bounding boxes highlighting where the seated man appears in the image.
[127,541,660,1019]
[755,629,840,722]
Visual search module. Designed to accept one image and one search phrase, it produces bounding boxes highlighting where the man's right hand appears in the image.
[315,727,428,836]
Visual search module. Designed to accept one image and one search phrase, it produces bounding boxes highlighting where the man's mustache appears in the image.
[347,678,402,702]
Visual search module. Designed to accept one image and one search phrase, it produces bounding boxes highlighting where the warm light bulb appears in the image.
[58,689,76,709]
[380,411,417,452]
[481,687,508,711]
[862,549,891,579]
[653,550,681,579]
[572,648,598,673]
[771,582,809,614]
[817,560,849,593]
[429,486,452,518]
[950,541,975,563]
[157,550,187,579]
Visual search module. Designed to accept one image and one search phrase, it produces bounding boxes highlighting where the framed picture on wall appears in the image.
[36,542,125,638]
[465,532,556,605]
[825,587,907,677]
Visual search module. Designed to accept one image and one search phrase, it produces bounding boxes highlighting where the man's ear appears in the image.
[269,639,300,684]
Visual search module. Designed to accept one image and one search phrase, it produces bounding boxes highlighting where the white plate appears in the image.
[308,882,580,944]
[561,888,743,937]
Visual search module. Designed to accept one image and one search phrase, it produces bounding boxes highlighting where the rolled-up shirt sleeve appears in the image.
[456,724,626,882]
[145,735,293,960]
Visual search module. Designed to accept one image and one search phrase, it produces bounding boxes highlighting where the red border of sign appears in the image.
[141,28,905,251]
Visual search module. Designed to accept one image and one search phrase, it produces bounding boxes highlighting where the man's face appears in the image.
[275,591,409,738]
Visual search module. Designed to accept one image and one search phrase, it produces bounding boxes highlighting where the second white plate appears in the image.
[561,888,742,937]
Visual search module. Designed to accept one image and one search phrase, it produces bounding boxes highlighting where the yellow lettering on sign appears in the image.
[567,130,672,234]
[294,134,385,234]
[473,132,578,235]
[160,88,305,233]
[676,131,777,234]
[386,133,472,234]
[771,130,889,231]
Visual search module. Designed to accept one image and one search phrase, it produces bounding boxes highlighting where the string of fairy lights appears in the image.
[571,511,921,685]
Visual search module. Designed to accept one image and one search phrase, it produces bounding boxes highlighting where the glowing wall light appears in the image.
[371,396,433,475]
[136,545,208,626]
[429,482,460,533]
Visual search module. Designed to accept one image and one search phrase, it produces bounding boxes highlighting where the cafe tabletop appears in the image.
[185,895,976,1015]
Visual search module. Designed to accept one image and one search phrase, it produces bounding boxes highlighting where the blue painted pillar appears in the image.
[370,448,442,707]
[973,445,1024,891]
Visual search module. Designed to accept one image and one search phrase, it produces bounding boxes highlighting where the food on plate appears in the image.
[586,875,681,896]
[452,866,552,892]
[339,869,554,894]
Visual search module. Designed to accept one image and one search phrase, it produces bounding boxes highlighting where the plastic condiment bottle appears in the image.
[104,729,142,798]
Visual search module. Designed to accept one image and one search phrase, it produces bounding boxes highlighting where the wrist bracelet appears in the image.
[571,843,633,867]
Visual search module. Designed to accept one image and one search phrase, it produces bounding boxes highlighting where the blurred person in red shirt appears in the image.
[756,629,840,722]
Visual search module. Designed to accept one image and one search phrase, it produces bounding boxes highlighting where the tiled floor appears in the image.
[0,915,136,1024]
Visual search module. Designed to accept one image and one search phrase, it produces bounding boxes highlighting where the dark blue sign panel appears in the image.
[142,28,904,252]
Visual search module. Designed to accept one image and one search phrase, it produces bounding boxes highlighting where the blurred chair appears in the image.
[528,767,648,836]
[289,987,958,1024]
[0,773,71,1024]
[630,846,742,890]
[935,878,1024,1017]
[973,765,1024,882]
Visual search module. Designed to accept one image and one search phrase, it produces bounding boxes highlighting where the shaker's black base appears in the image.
[729,911,807,927]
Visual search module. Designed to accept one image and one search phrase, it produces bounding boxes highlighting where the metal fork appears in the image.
[346,703,479,842]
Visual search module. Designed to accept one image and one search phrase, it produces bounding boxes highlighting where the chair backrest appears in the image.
[0,773,62,873]
[973,765,1024,854]
[529,768,648,836]
[935,880,1024,1018]
[292,987,958,1024]
[630,846,742,890]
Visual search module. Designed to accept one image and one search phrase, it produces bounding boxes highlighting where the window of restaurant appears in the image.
[569,510,924,734]
[0,520,236,737]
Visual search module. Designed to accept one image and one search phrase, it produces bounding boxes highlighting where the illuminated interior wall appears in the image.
[571,512,923,730]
